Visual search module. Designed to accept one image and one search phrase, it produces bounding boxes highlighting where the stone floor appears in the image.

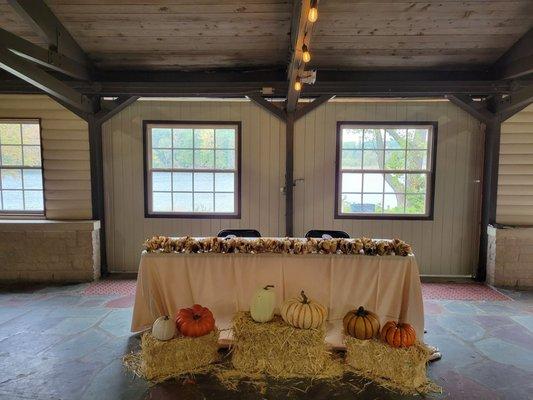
[0,282,532,400]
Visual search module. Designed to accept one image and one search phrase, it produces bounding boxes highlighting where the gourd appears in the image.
[176,304,215,337]
[151,315,176,341]
[280,290,327,329]
[250,285,276,323]
[343,306,380,340]
[381,321,416,348]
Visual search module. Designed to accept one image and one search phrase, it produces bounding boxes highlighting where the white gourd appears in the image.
[250,285,276,323]
[152,315,176,341]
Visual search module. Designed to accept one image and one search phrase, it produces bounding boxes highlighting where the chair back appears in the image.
[217,229,261,238]
[305,230,350,239]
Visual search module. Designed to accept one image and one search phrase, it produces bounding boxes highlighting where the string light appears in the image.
[308,0,318,22]
[302,44,311,63]
[294,77,302,91]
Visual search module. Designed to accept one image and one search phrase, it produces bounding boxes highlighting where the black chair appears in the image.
[305,230,350,239]
[217,229,261,238]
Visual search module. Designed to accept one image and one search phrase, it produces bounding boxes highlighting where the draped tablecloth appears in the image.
[131,252,424,347]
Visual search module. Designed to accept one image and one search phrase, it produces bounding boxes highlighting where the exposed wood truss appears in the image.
[246,93,287,122]
[95,96,140,124]
[493,28,533,80]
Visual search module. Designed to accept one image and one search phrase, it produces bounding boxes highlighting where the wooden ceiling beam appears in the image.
[286,0,315,113]
[497,85,533,121]
[492,28,533,80]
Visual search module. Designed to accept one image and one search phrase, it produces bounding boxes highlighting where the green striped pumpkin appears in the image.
[280,291,327,329]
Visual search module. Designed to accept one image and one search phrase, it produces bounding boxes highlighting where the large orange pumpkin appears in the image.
[381,321,416,348]
[343,306,380,340]
[176,304,215,337]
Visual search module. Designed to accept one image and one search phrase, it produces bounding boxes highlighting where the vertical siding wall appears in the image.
[293,100,483,276]
[103,100,286,271]
[497,104,533,226]
[0,94,92,219]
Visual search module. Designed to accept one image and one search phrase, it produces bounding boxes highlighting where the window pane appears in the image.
[22,124,40,144]
[2,190,23,210]
[1,146,23,165]
[152,149,172,168]
[342,129,363,149]
[408,129,428,149]
[215,193,234,212]
[341,150,362,169]
[363,129,384,149]
[194,193,213,212]
[406,173,427,194]
[194,129,214,148]
[1,169,22,189]
[362,150,383,170]
[152,172,171,191]
[173,192,193,212]
[173,172,192,191]
[215,172,234,192]
[362,193,383,213]
[406,194,426,214]
[406,150,427,170]
[384,150,405,170]
[363,173,384,193]
[385,129,407,149]
[194,172,213,192]
[342,173,362,192]
[153,192,172,212]
[23,169,42,189]
[341,193,361,213]
[23,146,41,166]
[24,190,43,211]
[152,128,172,148]
[215,149,235,169]
[194,150,214,169]
[0,123,21,144]
[173,149,193,169]
[173,128,193,148]
[384,194,405,214]
[384,173,406,193]
[215,129,235,149]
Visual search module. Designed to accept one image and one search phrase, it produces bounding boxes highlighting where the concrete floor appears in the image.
[0,283,532,400]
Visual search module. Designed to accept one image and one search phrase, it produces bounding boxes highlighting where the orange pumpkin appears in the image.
[343,306,380,340]
[381,321,416,348]
[176,304,215,337]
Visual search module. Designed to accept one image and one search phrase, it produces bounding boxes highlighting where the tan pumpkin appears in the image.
[280,290,327,329]
[343,306,380,340]
[381,321,416,348]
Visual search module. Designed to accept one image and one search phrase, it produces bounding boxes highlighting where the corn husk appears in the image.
[123,330,219,382]
[230,312,343,379]
[344,336,440,395]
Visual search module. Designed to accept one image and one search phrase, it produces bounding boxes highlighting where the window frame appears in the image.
[0,118,45,217]
[334,121,438,220]
[143,120,242,219]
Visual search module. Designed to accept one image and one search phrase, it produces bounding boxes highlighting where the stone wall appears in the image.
[0,220,100,283]
[487,225,533,289]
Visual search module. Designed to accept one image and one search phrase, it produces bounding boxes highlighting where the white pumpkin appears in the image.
[152,315,176,341]
[250,285,276,323]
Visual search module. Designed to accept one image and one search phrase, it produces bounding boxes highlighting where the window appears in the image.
[144,121,240,218]
[0,120,44,214]
[335,122,437,219]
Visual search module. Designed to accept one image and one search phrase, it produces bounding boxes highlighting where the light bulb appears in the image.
[294,78,302,91]
[302,44,311,63]
[308,0,318,22]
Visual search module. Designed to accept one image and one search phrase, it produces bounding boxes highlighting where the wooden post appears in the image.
[285,113,295,237]
[477,118,502,282]
[88,113,107,276]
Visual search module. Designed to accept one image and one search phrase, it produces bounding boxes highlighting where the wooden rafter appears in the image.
[492,28,533,80]
[286,0,315,113]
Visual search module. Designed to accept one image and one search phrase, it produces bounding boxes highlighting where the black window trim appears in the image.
[143,120,242,219]
[334,121,438,221]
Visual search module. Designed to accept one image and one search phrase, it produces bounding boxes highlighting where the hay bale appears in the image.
[231,312,342,379]
[124,331,219,382]
[345,337,439,394]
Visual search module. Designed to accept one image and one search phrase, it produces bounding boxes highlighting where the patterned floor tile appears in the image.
[474,338,533,372]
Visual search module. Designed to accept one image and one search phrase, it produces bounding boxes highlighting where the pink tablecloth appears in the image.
[131,251,425,347]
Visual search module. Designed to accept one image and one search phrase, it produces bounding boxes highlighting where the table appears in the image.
[131,249,425,348]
